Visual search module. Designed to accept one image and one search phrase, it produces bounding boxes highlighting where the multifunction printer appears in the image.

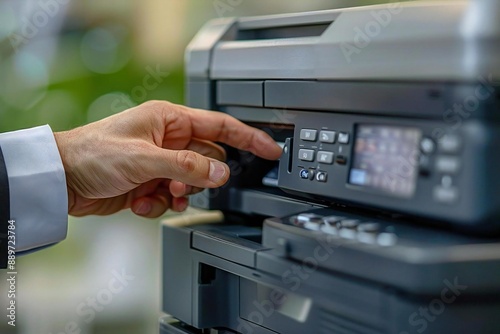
[160,1,500,333]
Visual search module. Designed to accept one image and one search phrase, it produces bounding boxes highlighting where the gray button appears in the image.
[304,220,322,231]
[340,219,360,229]
[358,222,381,233]
[340,228,357,239]
[441,175,453,188]
[438,134,462,153]
[322,216,345,225]
[300,129,317,142]
[296,213,323,225]
[338,132,350,144]
[317,151,334,164]
[420,137,436,154]
[433,186,459,204]
[319,131,336,143]
[436,156,461,174]
[316,171,328,182]
[320,224,339,235]
[357,232,378,244]
[298,149,315,162]
[357,223,381,244]
[377,233,398,246]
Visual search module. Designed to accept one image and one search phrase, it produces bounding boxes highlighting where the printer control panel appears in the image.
[294,125,460,204]
[277,111,496,227]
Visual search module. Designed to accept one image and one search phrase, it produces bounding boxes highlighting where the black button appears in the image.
[336,155,348,165]
[316,171,328,182]
[419,155,431,177]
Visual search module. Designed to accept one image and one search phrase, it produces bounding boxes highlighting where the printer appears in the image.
[160,1,500,333]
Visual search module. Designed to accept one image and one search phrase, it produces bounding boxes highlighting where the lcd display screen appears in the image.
[349,125,422,198]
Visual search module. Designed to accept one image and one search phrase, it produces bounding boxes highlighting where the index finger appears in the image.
[181,105,282,160]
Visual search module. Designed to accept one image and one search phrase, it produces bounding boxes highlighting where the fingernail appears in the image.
[209,161,227,183]
[135,201,151,215]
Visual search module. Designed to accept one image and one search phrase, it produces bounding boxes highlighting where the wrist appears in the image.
[54,131,75,214]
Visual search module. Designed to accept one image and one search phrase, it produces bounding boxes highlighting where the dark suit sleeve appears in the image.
[0,146,10,268]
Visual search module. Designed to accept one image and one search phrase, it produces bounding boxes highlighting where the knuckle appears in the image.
[142,100,174,115]
[176,150,199,174]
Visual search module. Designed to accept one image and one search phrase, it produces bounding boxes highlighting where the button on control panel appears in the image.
[316,171,327,182]
[317,151,334,164]
[433,186,459,204]
[300,129,318,142]
[420,137,436,154]
[298,149,315,162]
[338,132,350,144]
[438,134,462,153]
[436,156,461,174]
[300,169,315,180]
[319,131,336,143]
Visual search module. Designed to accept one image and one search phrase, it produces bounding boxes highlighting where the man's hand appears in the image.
[54,101,282,218]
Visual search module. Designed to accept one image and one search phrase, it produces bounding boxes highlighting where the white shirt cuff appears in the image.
[0,125,68,252]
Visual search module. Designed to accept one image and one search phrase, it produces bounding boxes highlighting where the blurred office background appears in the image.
[0,0,409,333]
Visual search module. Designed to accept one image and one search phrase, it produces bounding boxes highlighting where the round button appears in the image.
[420,137,436,155]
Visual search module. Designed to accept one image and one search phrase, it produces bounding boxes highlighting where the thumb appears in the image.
[150,148,230,188]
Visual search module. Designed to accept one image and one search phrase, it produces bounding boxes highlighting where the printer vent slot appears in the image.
[319,309,382,334]
[236,24,330,41]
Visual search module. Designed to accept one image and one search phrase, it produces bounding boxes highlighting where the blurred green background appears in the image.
[0,1,409,333]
